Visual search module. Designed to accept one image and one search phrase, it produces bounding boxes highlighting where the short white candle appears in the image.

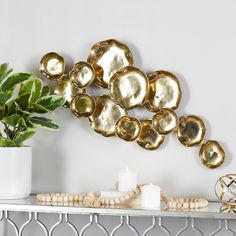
[118,167,137,192]
[141,184,161,208]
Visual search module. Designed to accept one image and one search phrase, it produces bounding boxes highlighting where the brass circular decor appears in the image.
[70,94,95,117]
[54,75,85,107]
[69,61,95,89]
[115,116,141,141]
[199,140,225,169]
[145,70,182,112]
[40,52,65,80]
[215,174,236,206]
[109,66,149,109]
[152,108,178,135]
[177,115,206,147]
[40,39,226,169]
[89,95,127,137]
[137,120,165,150]
[87,39,133,88]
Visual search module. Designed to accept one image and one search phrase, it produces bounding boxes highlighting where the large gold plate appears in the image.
[115,116,141,141]
[70,94,95,117]
[54,75,85,107]
[199,140,225,169]
[177,115,206,147]
[145,70,182,112]
[109,66,149,109]
[69,61,95,89]
[87,39,133,88]
[89,95,127,137]
[137,120,165,150]
[40,52,65,80]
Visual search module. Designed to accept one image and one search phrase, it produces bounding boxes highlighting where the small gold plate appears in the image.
[87,39,133,88]
[152,108,178,135]
[145,70,182,112]
[199,140,225,169]
[69,61,95,89]
[177,115,206,147]
[40,52,65,80]
[137,120,164,150]
[70,94,95,117]
[54,75,85,107]
[109,66,149,109]
[115,116,141,141]
[89,95,127,137]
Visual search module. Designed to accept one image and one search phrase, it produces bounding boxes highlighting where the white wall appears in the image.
[1,0,236,234]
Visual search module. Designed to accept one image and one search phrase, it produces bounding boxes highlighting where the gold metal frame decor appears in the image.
[39,38,226,169]
[215,174,236,207]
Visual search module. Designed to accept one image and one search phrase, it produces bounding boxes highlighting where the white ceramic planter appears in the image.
[0,147,32,199]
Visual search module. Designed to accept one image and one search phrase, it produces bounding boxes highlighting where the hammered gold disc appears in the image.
[152,108,178,135]
[145,70,182,112]
[40,52,65,80]
[89,95,127,137]
[70,94,95,117]
[115,116,141,141]
[54,75,85,107]
[87,39,134,88]
[109,66,149,109]
[137,120,164,150]
[177,115,206,147]
[69,61,95,89]
[199,140,225,169]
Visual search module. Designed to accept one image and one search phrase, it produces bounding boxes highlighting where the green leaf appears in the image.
[41,85,51,97]
[29,116,59,130]
[14,129,35,146]
[37,95,65,111]
[30,103,50,114]
[15,93,31,110]
[19,79,34,96]
[18,118,27,130]
[19,77,43,103]
[0,91,13,106]
[0,63,13,85]
[30,78,42,103]
[1,73,32,92]
[2,114,21,127]
[0,137,17,147]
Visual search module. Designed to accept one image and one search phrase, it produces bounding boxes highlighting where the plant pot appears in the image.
[0,147,32,199]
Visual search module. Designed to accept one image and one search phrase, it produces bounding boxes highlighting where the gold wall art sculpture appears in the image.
[39,39,226,169]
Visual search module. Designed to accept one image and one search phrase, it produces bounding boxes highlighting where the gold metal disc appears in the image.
[69,61,95,89]
[89,95,127,137]
[145,70,182,112]
[54,75,85,107]
[177,115,206,147]
[87,39,134,88]
[109,66,149,109]
[40,52,65,80]
[70,94,95,117]
[137,120,164,150]
[115,116,141,141]
[199,140,225,169]
[152,108,178,135]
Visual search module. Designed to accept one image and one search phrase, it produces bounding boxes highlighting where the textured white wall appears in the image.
[1,0,236,234]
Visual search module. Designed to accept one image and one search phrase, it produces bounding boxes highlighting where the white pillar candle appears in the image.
[118,167,137,192]
[141,184,161,208]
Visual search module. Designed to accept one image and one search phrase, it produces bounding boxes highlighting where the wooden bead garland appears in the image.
[37,186,208,209]
[37,186,141,208]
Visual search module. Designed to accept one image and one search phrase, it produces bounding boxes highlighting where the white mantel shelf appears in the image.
[0,195,235,220]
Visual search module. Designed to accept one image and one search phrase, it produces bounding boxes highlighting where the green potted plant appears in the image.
[0,63,65,199]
